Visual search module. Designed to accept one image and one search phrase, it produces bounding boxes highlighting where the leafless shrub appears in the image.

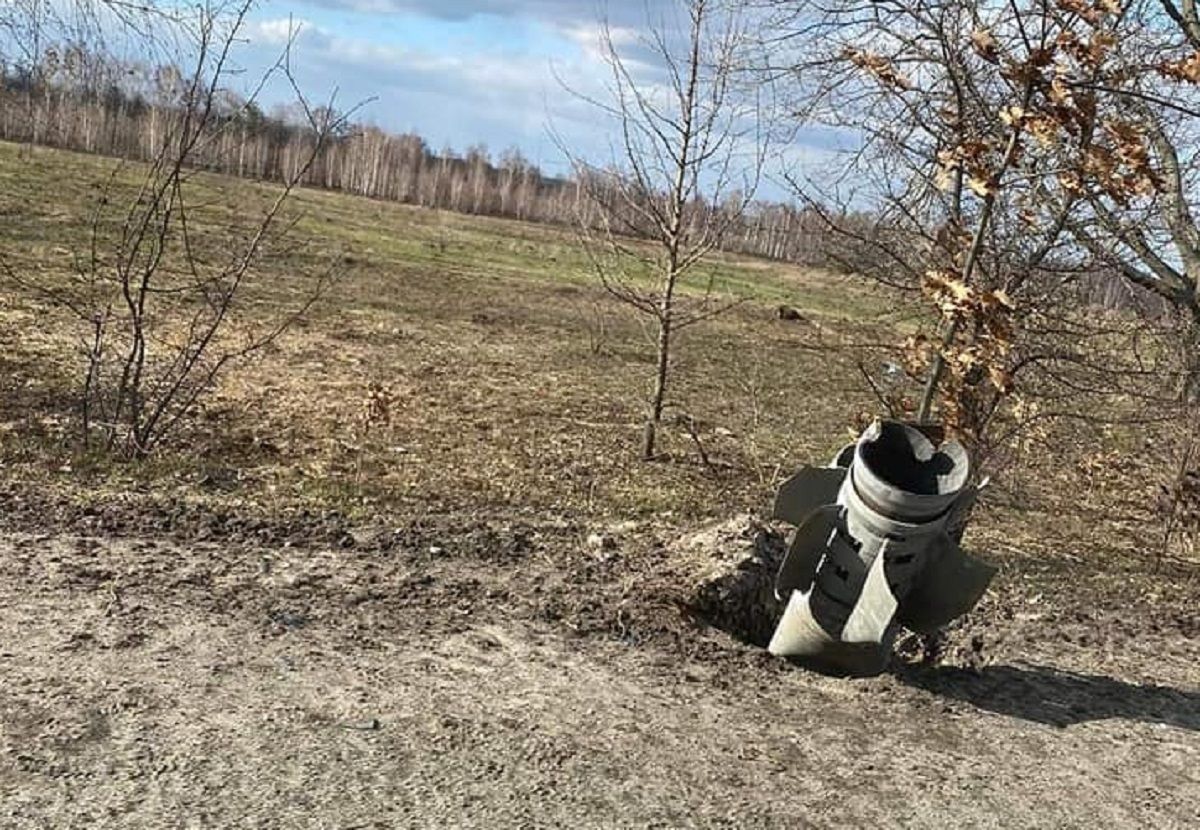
[2,3,354,457]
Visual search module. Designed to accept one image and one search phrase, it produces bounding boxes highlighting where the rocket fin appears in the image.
[774,505,839,601]
[771,466,846,525]
[768,590,891,675]
[945,481,986,544]
[897,535,997,633]
[841,544,899,645]
[768,591,834,657]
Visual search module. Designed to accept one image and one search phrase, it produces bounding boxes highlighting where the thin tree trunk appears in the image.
[916,83,1033,423]
[642,307,673,460]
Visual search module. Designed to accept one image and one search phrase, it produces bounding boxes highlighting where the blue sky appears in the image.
[231,0,848,191]
[235,0,654,177]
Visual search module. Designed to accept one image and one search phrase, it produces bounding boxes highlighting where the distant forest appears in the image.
[0,45,837,266]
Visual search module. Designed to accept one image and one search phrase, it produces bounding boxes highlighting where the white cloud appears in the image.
[233,1,835,198]
[245,17,311,46]
[236,16,620,171]
[300,0,648,28]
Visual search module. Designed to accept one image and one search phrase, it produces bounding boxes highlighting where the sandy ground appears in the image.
[1,531,1197,829]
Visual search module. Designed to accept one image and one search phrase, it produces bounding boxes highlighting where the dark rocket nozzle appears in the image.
[858,420,968,496]
[853,420,969,523]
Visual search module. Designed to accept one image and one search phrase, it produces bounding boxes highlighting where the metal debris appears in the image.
[768,420,995,675]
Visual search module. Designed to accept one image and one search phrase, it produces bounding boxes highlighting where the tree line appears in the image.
[0,44,833,267]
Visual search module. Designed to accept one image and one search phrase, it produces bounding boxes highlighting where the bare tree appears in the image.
[749,0,1183,469]
[561,0,768,460]
[3,3,351,456]
[1013,0,1200,402]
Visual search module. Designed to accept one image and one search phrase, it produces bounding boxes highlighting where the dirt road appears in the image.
[1,532,1197,828]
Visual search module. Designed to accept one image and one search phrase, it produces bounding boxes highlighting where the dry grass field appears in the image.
[0,140,886,521]
[1,141,1198,827]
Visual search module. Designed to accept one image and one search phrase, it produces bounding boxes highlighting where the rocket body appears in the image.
[768,421,995,675]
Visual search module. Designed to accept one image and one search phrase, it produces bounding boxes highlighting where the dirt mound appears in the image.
[653,514,787,646]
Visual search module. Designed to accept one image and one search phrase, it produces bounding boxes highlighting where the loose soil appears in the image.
[1,507,1196,828]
